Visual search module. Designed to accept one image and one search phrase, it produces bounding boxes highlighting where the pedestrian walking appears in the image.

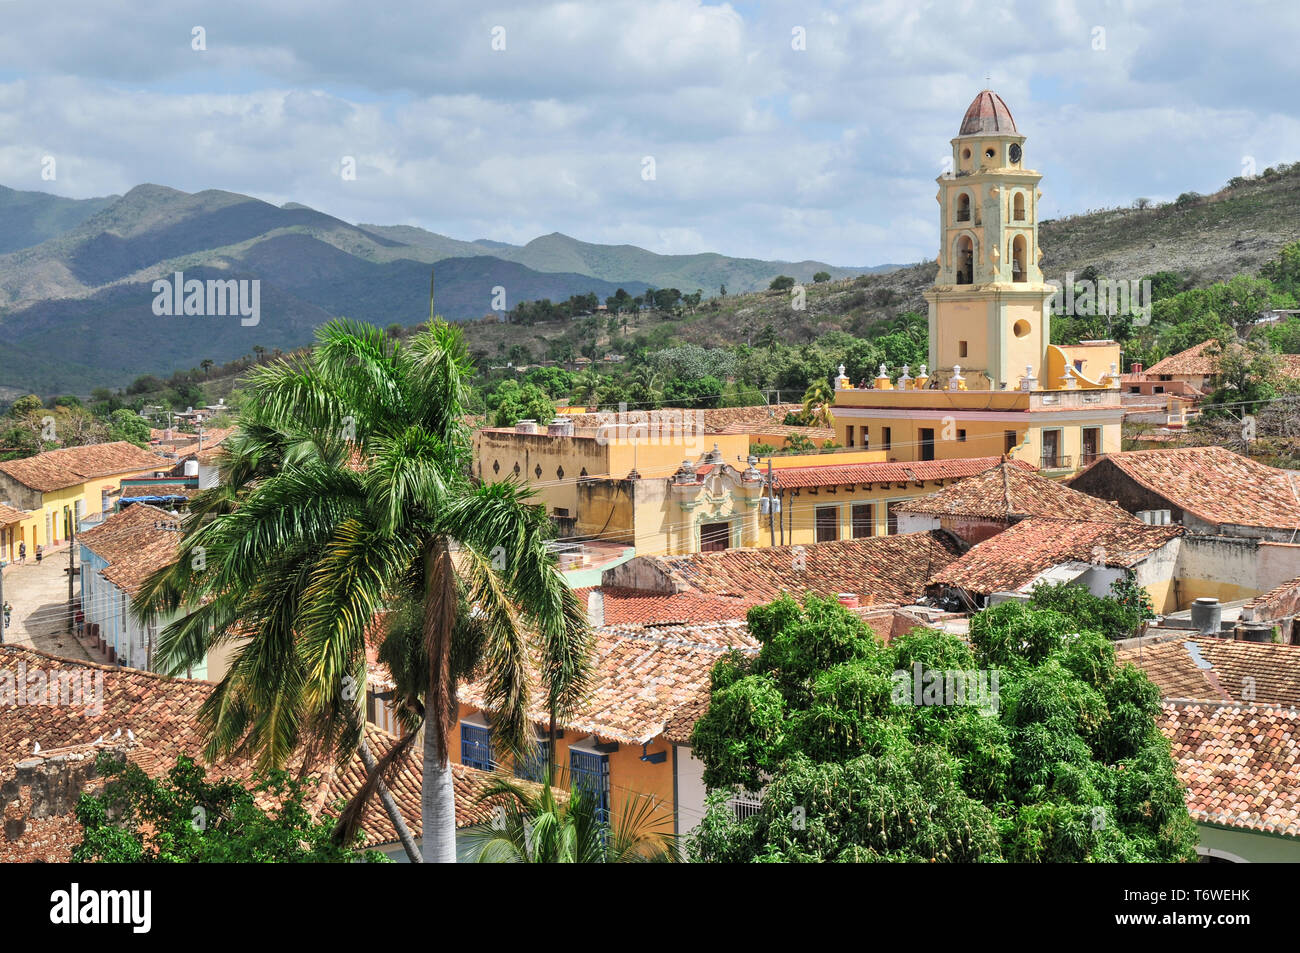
[18,541,25,563]
[34,544,42,565]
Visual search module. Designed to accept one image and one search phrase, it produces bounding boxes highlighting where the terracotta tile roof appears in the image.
[1160,701,1300,837]
[76,503,178,571]
[574,586,751,625]
[195,445,229,466]
[0,442,169,493]
[929,517,1182,595]
[1070,445,1300,530]
[773,455,1027,490]
[0,503,28,525]
[555,403,804,434]
[100,530,182,598]
[895,460,1135,522]
[646,531,964,604]
[0,645,503,857]
[118,483,198,500]
[1121,636,1300,707]
[1145,339,1300,380]
[167,428,238,460]
[715,422,837,442]
[460,623,759,746]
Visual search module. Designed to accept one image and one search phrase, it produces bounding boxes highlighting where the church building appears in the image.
[831,90,1125,475]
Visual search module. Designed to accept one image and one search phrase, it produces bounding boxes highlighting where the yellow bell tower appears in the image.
[924,90,1051,391]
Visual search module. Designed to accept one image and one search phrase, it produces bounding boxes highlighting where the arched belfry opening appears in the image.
[956,192,971,222]
[1011,235,1027,282]
[955,235,974,285]
[1013,191,1026,221]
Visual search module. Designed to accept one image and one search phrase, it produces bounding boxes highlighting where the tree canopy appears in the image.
[688,594,1197,863]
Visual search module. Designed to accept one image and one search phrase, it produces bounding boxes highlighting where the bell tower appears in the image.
[924,90,1052,390]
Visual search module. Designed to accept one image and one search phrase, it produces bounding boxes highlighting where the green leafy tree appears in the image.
[74,754,384,863]
[1027,577,1151,640]
[813,271,831,283]
[488,381,556,427]
[769,276,796,292]
[689,594,1198,862]
[106,408,153,447]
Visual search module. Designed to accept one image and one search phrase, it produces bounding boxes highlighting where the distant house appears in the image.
[1139,339,1300,394]
[0,442,170,556]
[1070,446,1300,542]
[76,504,212,676]
[927,517,1183,610]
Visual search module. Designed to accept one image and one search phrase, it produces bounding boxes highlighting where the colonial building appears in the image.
[830,91,1125,475]
[0,441,170,558]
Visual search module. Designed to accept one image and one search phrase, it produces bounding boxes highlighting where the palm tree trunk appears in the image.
[421,537,459,862]
[358,733,423,864]
[421,726,459,863]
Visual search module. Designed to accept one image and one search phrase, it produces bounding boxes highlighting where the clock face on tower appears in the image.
[1009,143,1022,164]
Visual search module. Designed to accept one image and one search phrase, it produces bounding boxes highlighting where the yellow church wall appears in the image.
[1057,341,1121,384]
[931,299,991,384]
[1003,300,1046,386]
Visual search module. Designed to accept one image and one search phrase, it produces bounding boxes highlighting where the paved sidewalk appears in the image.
[1,544,93,661]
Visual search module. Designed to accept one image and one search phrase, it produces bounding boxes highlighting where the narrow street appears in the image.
[1,544,93,661]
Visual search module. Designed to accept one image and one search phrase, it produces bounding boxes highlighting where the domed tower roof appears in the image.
[958,90,1017,136]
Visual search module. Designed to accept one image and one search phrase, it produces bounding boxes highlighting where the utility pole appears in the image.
[766,458,777,548]
[67,517,75,636]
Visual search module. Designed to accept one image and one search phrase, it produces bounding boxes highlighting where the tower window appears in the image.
[1013,192,1026,221]
[956,193,971,222]
[1011,235,1027,282]
[955,236,974,285]
[1013,319,1031,338]
[959,340,968,358]
[984,147,996,160]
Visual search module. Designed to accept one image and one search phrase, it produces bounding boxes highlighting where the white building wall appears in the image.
[674,744,709,840]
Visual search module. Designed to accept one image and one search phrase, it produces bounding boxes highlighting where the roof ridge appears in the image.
[0,644,218,686]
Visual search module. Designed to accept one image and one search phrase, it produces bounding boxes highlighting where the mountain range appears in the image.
[0,183,885,395]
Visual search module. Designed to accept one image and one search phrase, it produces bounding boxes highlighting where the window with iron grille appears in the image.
[570,748,611,825]
[460,722,494,771]
[515,739,551,783]
[728,791,763,821]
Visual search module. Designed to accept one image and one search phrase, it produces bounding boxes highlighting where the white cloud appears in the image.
[0,0,1295,267]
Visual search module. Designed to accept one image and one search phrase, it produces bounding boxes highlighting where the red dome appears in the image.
[959,90,1017,136]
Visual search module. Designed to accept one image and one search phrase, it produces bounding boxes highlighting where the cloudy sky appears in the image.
[1,0,1297,267]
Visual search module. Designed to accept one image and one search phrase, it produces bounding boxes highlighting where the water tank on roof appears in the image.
[1190,597,1222,636]
[183,459,199,477]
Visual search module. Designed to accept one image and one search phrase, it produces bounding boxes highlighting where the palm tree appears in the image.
[464,769,679,863]
[135,318,593,863]
[801,378,835,429]
[200,359,214,378]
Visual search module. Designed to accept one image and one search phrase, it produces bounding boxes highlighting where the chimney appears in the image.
[837,593,860,609]
[1131,361,1144,374]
